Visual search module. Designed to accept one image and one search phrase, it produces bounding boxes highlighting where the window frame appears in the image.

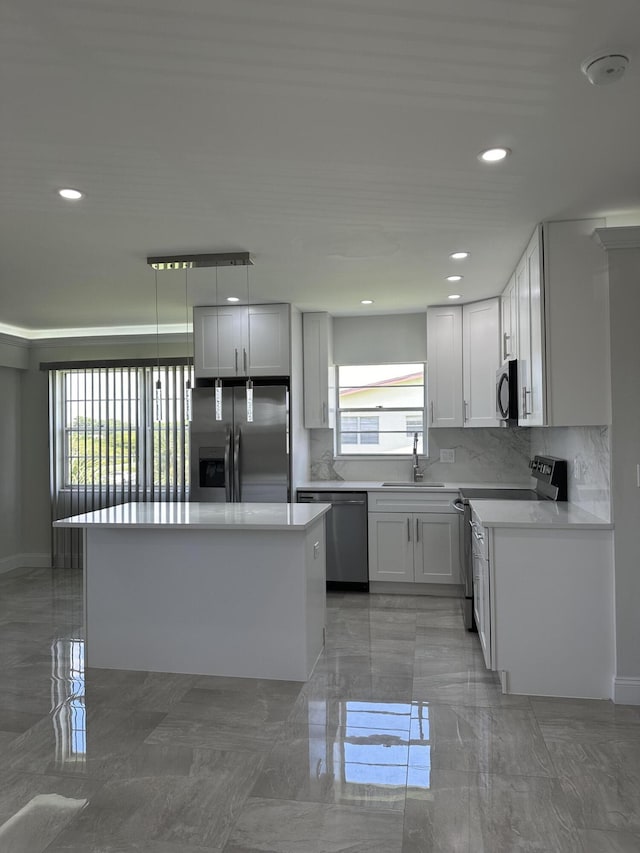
[335,363,427,459]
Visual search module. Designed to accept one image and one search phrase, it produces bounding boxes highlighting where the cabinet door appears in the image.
[302,312,335,428]
[426,306,463,428]
[472,549,490,667]
[462,298,500,427]
[367,513,413,582]
[194,306,246,377]
[413,513,461,584]
[526,231,545,425]
[246,304,290,376]
[501,273,517,360]
[517,228,545,425]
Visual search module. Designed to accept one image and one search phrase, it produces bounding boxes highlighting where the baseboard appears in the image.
[0,552,52,574]
[613,676,640,705]
[369,581,463,597]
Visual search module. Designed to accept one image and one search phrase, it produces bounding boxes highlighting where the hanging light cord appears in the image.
[215,266,221,375]
[155,269,161,371]
[184,269,191,371]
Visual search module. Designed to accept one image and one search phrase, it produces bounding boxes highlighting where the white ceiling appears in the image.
[1,0,639,336]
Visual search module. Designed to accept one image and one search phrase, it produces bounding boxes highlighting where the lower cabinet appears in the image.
[368,511,460,584]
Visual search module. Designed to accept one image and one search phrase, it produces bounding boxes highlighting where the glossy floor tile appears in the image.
[0,567,638,852]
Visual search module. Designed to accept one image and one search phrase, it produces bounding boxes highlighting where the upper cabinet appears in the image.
[501,273,517,361]
[427,299,500,428]
[504,218,610,427]
[302,312,335,429]
[426,305,463,427]
[516,228,545,425]
[462,298,501,427]
[194,303,291,378]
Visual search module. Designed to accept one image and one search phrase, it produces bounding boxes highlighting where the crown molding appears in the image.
[593,226,640,250]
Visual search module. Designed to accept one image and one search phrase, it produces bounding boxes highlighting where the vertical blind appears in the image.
[49,364,193,568]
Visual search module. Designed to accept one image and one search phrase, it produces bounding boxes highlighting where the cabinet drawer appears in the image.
[368,490,458,513]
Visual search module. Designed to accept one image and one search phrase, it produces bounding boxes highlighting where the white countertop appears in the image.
[53,501,331,532]
[296,480,531,493]
[470,499,612,530]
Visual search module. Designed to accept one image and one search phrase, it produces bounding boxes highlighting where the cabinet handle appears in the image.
[430,401,434,425]
[503,331,510,360]
[464,400,469,423]
[322,401,327,424]
[522,386,531,416]
[243,348,247,373]
[415,518,419,542]
[407,518,411,542]
[234,348,238,374]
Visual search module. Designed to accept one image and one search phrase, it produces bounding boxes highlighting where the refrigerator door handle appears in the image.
[234,426,241,502]
[224,427,232,503]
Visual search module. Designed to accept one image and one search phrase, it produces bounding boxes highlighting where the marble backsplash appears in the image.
[310,427,532,485]
[529,425,611,520]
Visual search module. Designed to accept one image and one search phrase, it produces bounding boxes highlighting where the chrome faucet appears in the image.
[412,432,423,482]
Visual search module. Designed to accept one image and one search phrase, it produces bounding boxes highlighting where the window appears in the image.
[58,365,192,491]
[337,364,426,456]
[50,363,193,568]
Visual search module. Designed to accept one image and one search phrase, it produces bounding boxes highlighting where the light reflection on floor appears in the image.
[50,637,86,770]
[305,699,431,791]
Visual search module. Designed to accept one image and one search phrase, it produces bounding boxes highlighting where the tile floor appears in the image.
[0,567,639,852]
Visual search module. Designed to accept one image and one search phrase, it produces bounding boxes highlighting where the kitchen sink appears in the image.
[381,481,445,487]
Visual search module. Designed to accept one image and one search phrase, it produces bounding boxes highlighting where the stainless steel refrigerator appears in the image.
[190,385,290,502]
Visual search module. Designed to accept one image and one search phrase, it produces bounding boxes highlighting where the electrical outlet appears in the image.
[440,449,455,463]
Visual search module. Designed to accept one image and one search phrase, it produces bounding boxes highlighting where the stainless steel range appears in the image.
[454,455,568,630]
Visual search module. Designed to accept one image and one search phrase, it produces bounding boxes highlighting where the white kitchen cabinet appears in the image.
[507,218,610,427]
[367,491,460,585]
[462,297,500,427]
[500,273,517,361]
[516,228,545,425]
[302,312,335,429]
[426,305,463,428]
[469,505,614,698]
[194,303,290,378]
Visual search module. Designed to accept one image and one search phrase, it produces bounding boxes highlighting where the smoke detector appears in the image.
[581,53,629,85]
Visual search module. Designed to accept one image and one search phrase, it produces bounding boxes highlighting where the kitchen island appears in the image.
[53,501,330,681]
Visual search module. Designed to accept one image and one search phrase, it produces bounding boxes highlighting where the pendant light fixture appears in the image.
[145,251,254,424]
[214,266,223,421]
[245,263,253,423]
[154,270,162,422]
[184,268,193,422]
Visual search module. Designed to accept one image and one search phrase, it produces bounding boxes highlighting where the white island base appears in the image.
[58,502,329,681]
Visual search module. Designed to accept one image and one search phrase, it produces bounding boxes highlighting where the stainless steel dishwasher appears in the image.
[297,491,369,591]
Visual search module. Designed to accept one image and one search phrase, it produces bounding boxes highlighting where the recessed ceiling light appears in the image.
[58,188,84,200]
[446,275,463,282]
[226,296,240,302]
[478,147,510,163]
[361,299,374,305]
[448,294,461,300]
[450,251,470,260]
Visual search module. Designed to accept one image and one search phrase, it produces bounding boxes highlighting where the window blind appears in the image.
[49,364,193,568]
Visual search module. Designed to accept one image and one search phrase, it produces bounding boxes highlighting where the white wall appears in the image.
[333,313,427,364]
[597,231,640,700]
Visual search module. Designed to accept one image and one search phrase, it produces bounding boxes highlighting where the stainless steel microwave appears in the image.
[496,359,518,424]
